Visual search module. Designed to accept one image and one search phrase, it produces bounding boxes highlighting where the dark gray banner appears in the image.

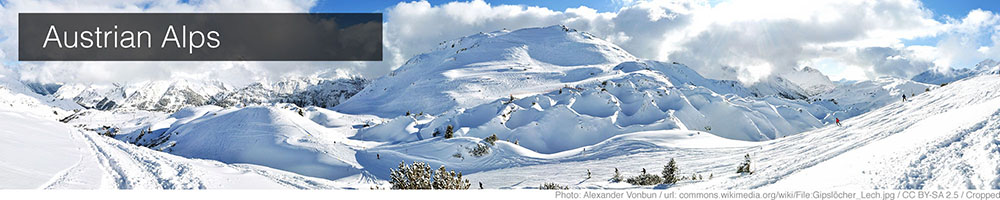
[19,13,382,61]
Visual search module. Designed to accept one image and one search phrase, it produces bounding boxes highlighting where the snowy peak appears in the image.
[780,66,836,96]
[337,25,638,117]
[974,59,1000,73]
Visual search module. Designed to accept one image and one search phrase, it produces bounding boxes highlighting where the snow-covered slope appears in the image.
[810,76,934,123]
[110,105,369,181]
[349,59,840,154]
[335,25,638,117]
[461,75,1000,189]
[0,70,81,120]
[0,110,363,189]
[339,26,846,155]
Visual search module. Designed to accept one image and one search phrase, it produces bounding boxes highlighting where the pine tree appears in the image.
[390,161,470,190]
[662,158,678,184]
[389,161,433,189]
[432,165,471,189]
[444,125,454,139]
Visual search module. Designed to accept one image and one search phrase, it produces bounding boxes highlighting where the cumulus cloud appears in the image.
[4,0,1000,86]
[381,0,957,82]
[929,9,1000,70]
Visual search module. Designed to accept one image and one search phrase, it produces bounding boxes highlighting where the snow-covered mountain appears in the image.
[336,26,848,154]
[911,59,1000,85]
[46,77,368,112]
[335,25,638,117]
[7,25,994,190]
[213,77,368,109]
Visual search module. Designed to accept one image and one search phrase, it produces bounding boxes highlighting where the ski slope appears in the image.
[0,110,362,189]
[462,75,1000,189]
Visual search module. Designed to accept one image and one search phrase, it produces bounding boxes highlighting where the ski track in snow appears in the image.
[465,75,1000,189]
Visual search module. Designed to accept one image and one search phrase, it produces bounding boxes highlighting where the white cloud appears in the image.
[382,0,955,83]
[929,9,1000,69]
[4,0,1000,86]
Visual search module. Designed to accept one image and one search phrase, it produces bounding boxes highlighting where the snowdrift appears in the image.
[115,105,365,180]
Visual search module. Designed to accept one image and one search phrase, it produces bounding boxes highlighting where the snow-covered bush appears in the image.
[484,134,498,145]
[432,166,471,189]
[540,182,568,190]
[625,173,663,186]
[469,143,490,157]
[662,158,678,184]
[390,161,433,189]
[737,153,752,174]
[390,161,470,190]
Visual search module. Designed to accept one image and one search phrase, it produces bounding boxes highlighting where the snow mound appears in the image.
[353,60,834,153]
[116,105,365,180]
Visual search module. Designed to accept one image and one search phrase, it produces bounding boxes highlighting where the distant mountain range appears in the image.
[911,59,1000,85]
[27,77,368,112]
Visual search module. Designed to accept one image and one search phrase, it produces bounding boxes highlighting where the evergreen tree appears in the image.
[662,158,678,184]
[444,125,454,139]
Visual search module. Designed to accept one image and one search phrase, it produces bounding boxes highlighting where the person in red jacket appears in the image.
[836,118,841,126]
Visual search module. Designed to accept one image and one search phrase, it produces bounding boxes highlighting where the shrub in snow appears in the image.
[444,125,454,139]
[540,182,568,190]
[484,134,498,145]
[469,143,490,157]
[390,161,470,190]
[432,166,471,189]
[662,158,679,184]
[626,173,663,186]
[390,161,433,189]
[737,153,752,174]
[433,129,441,137]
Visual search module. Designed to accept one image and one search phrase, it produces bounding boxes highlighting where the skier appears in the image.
[902,94,907,102]
[835,118,841,126]
[479,182,483,189]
